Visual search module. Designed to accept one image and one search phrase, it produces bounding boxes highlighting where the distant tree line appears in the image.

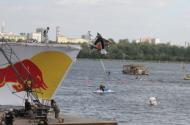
[77,39,190,62]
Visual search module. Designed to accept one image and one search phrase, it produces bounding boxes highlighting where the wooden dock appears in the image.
[0,112,117,125]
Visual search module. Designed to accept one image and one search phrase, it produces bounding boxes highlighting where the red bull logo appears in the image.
[0,59,48,92]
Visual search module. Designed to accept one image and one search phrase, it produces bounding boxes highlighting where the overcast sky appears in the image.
[0,0,190,45]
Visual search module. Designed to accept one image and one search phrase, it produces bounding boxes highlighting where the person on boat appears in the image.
[51,99,60,119]
[99,84,105,91]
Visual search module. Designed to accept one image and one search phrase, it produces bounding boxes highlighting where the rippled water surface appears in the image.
[55,59,190,125]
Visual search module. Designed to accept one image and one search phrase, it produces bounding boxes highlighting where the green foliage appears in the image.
[77,40,189,62]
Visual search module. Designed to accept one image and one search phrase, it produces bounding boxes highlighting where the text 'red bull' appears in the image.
[0,59,48,92]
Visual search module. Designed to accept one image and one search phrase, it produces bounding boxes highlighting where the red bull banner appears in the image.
[0,59,47,92]
[0,45,75,105]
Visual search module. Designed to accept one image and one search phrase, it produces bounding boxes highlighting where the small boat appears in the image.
[122,64,149,75]
[93,89,115,94]
[184,74,190,80]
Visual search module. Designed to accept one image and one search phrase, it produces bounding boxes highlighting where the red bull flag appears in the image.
[0,59,47,92]
[0,50,72,105]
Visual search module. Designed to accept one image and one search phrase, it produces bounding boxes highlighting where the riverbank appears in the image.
[78,42,190,62]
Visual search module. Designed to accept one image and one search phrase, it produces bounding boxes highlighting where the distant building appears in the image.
[68,38,88,44]
[57,35,88,44]
[29,32,42,42]
[151,38,160,44]
[185,41,190,47]
[0,32,27,42]
[57,35,68,43]
[135,37,160,44]
[56,26,60,42]
[1,21,5,33]
[36,28,46,42]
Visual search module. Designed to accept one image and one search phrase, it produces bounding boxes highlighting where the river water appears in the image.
[55,59,190,125]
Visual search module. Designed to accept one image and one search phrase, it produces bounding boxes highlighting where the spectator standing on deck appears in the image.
[51,99,60,119]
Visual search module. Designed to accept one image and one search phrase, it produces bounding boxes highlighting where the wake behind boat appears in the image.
[94,83,114,94]
[93,89,115,94]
